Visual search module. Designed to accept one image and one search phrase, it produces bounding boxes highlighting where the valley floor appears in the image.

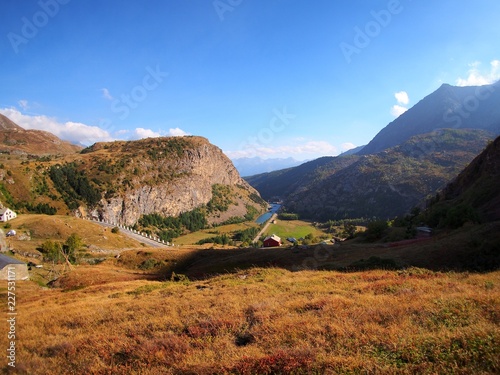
[2,266,499,374]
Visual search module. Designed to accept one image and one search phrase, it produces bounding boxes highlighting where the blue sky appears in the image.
[1,0,500,161]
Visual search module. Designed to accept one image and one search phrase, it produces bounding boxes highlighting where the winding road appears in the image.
[92,221,170,248]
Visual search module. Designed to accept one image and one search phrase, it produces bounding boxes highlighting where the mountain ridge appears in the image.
[0,113,82,155]
[285,129,493,220]
[359,81,500,155]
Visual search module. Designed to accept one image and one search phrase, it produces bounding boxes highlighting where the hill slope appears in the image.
[0,118,266,229]
[232,156,304,177]
[0,113,82,155]
[248,129,492,220]
[245,155,360,201]
[359,81,500,155]
[424,135,500,225]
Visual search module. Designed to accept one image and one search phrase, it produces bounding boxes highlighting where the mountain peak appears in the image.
[358,81,500,155]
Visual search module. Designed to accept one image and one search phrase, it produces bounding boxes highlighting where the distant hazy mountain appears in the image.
[232,157,304,177]
[359,81,500,155]
[245,155,360,201]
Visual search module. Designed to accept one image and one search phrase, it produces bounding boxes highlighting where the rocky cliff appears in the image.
[0,117,266,226]
[79,136,264,225]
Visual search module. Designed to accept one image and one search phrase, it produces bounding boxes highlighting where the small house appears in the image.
[0,254,29,280]
[0,208,17,222]
[263,234,282,247]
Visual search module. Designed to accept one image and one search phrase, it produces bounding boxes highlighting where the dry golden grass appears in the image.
[8,215,142,254]
[1,266,498,374]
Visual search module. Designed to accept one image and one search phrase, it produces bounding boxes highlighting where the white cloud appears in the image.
[0,107,113,146]
[394,91,409,105]
[456,60,500,86]
[132,128,161,139]
[390,91,410,117]
[167,127,188,137]
[390,105,408,117]
[226,140,338,160]
[341,142,357,152]
[131,127,189,140]
[101,88,113,100]
[1,107,190,147]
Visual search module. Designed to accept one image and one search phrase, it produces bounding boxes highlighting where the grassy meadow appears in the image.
[2,215,499,374]
[264,219,326,241]
[2,267,499,374]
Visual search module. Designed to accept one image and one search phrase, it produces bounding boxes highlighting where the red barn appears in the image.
[263,234,282,247]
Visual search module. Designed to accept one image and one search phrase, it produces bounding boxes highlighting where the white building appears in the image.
[0,208,17,222]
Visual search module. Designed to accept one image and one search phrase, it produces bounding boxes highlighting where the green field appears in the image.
[264,219,327,240]
[174,221,260,245]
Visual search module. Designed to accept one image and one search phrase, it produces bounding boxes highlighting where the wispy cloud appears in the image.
[101,88,114,100]
[456,60,500,86]
[341,142,357,152]
[0,107,113,146]
[1,106,190,146]
[226,139,339,160]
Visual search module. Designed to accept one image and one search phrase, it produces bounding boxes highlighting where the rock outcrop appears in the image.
[81,136,264,226]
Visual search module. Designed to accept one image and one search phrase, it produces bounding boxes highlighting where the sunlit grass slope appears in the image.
[4,267,499,374]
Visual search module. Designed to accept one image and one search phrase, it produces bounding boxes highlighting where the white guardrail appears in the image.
[86,218,172,246]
